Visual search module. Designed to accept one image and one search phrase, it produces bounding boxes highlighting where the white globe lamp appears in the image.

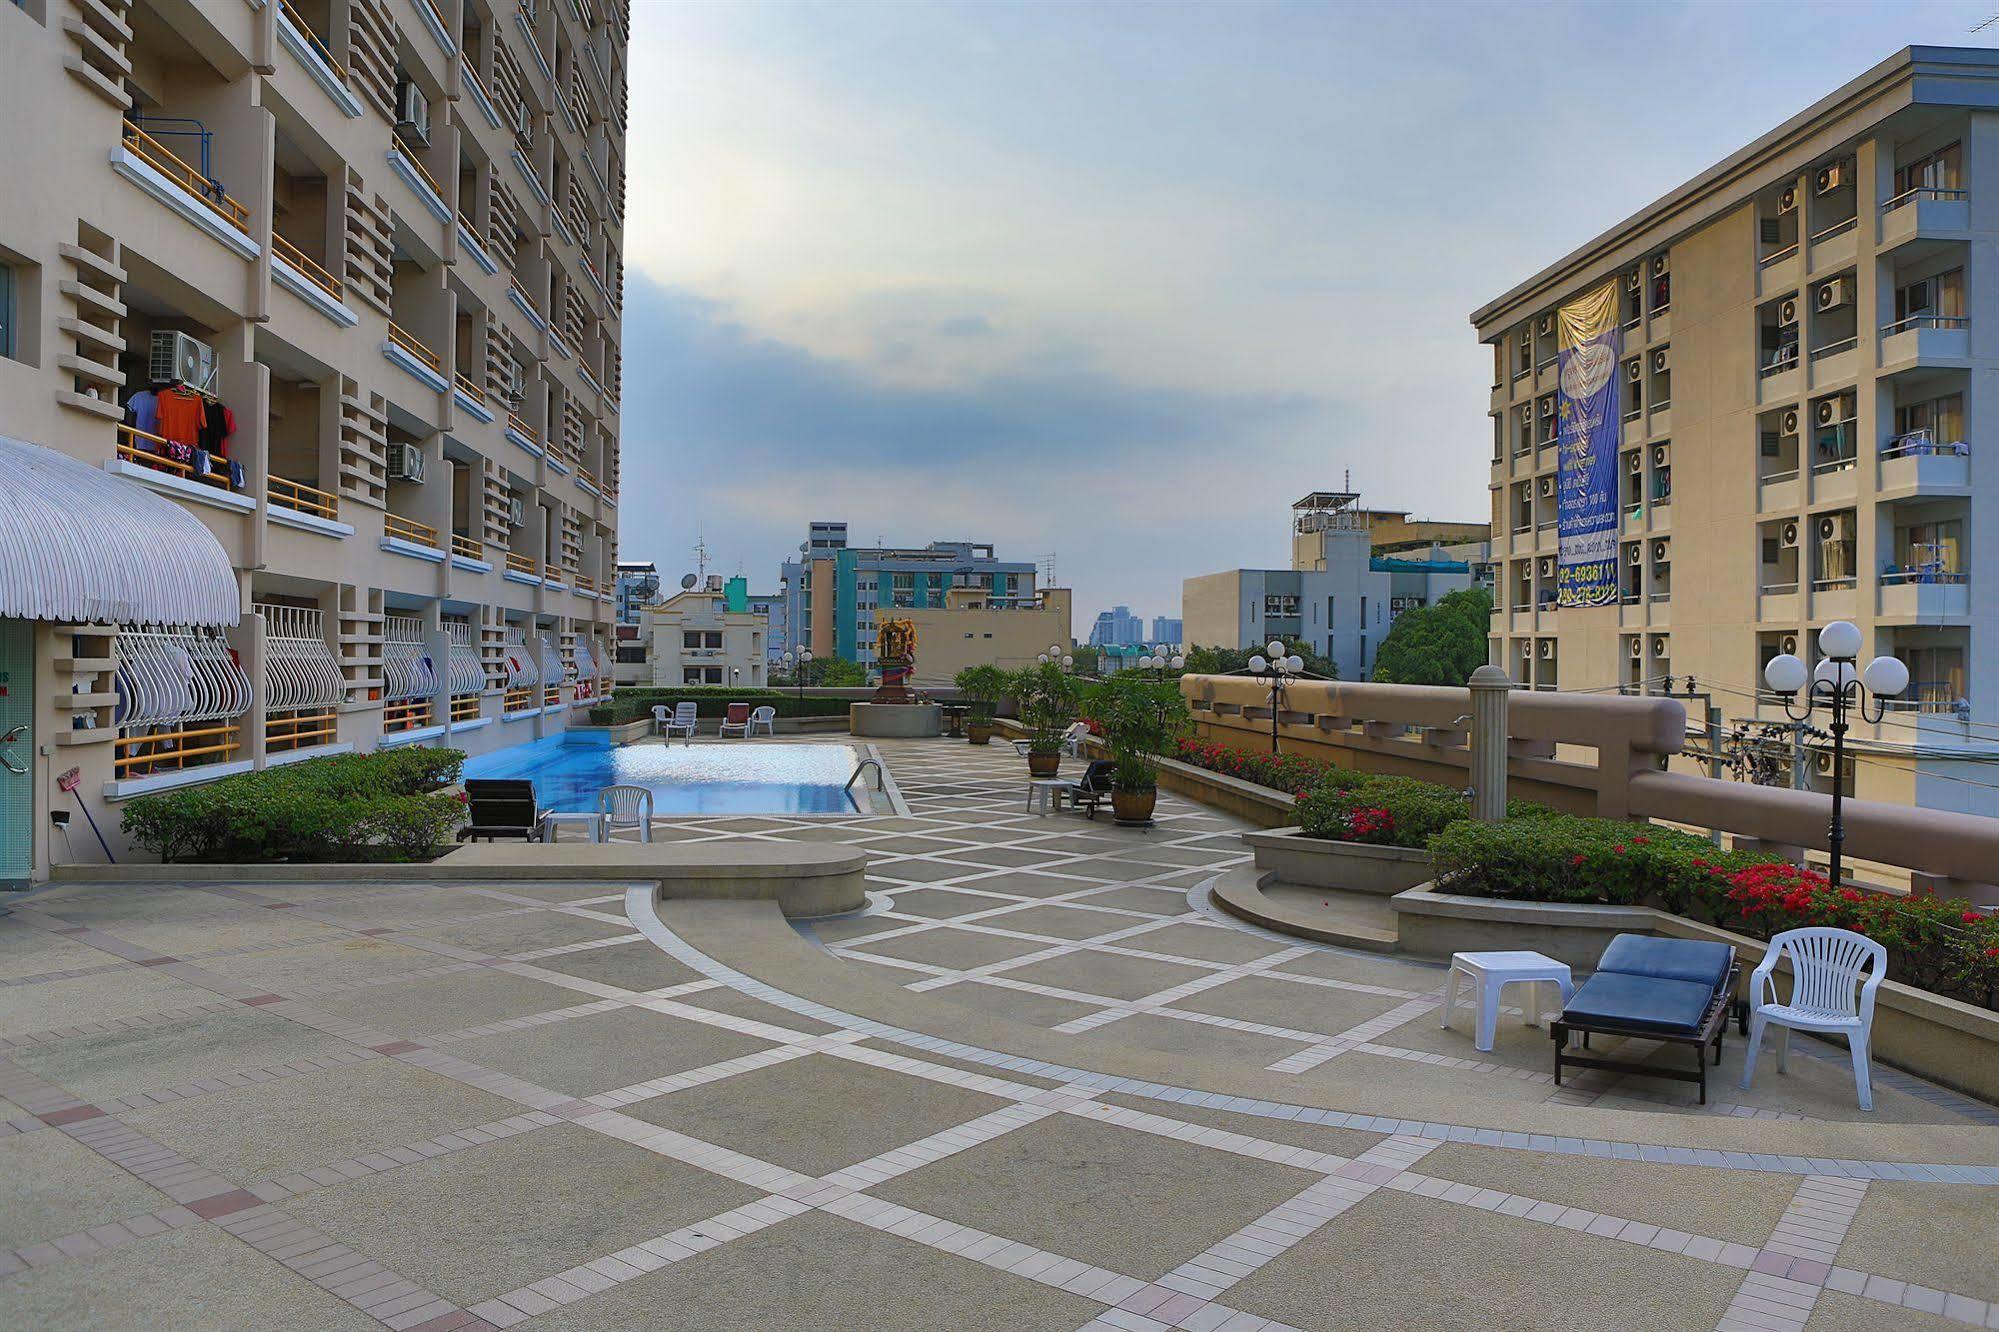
[1818,620,1863,662]
[1861,655,1909,699]
[1763,653,1808,695]
[1265,639,1285,658]
[1248,654,1268,674]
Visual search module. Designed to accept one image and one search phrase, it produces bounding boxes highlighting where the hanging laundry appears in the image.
[155,386,204,465]
[199,398,236,456]
[123,387,160,439]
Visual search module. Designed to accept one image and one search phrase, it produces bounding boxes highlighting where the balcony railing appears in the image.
[1881,566,1967,586]
[450,694,482,722]
[1759,581,1800,595]
[384,699,434,733]
[384,513,439,548]
[1758,346,1799,378]
[269,474,338,520]
[266,708,337,753]
[1759,466,1799,484]
[1882,185,1967,211]
[454,371,487,404]
[118,425,235,491]
[1809,216,1857,244]
[574,572,598,595]
[576,464,598,490]
[1810,576,1858,592]
[271,231,343,301]
[507,412,540,443]
[452,533,485,560]
[1881,429,1968,460]
[392,134,447,201]
[120,120,251,234]
[387,321,443,372]
[1809,336,1859,362]
[115,722,241,777]
[278,0,345,76]
[505,551,540,576]
[1811,448,1857,476]
[503,685,536,713]
[1758,242,1800,268]
[1882,314,1968,337]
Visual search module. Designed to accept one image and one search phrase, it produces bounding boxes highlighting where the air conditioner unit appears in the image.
[1537,315,1554,337]
[1538,476,1554,498]
[1781,408,1800,435]
[1626,544,1643,565]
[1652,541,1669,563]
[1815,160,1849,195]
[1627,359,1643,381]
[505,362,527,405]
[147,330,217,393]
[1518,406,1533,428]
[385,442,425,483]
[1533,558,1551,580]
[1817,277,1852,311]
[1626,271,1641,292]
[1818,513,1852,543]
[1651,254,1670,277]
[513,101,534,145]
[1652,445,1669,467]
[1539,397,1556,418]
[1779,184,1798,213]
[1629,637,1644,659]
[1627,451,1643,473]
[1652,348,1670,373]
[1538,639,1556,660]
[1652,637,1670,657]
[505,494,526,528]
[1780,634,1798,656]
[395,80,430,146]
[1816,394,1854,427]
[1779,298,1798,326]
[1780,521,1800,549]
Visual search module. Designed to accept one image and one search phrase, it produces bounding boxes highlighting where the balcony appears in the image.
[382,513,443,559]
[384,322,448,391]
[1757,468,1799,513]
[1757,582,1800,621]
[1878,188,1969,253]
[270,232,356,327]
[1879,430,1971,495]
[112,424,254,514]
[388,135,451,225]
[451,533,491,568]
[504,551,544,585]
[1755,349,1800,404]
[276,0,362,118]
[1880,315,1970,375]
[1808,336,1859,386]
[1878,569,1969,621]
[267,474,350,537]
[454,371,494,422]
[505,412,544,457]
[1756,243,1800,296]
[113,119,257,260]
[1808,216,1858,273]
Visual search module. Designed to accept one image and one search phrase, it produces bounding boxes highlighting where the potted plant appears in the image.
[954,664,1007,745]
[1083,673,1190,826]
[1010,661,1079,778]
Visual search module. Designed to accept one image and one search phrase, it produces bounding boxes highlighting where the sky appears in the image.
[614,0,1987,633]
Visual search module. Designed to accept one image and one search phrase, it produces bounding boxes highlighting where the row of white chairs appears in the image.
[650,702,777,738]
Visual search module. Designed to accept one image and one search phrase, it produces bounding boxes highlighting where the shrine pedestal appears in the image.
[850,703,943,738]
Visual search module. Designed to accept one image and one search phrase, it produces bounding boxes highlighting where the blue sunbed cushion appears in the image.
[1560,972,1717,1036]
[1596,934,1733,990]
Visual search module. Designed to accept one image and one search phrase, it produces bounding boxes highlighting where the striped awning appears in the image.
[0,434,239,625]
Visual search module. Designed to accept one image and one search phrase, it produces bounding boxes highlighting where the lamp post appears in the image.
[1247,638,1304,755]
[780,647,813,718]
[1762,620,1908,887]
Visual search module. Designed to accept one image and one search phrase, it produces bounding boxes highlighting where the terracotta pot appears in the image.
[1026,750,1061,778]
[966,721,993,745]
[1112,787,1158,826]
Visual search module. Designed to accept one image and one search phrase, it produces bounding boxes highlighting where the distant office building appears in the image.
[1184,492,1484,680]
[615,562,662,625]
[1089,606,1146,648]
[902,588,1075,685]
[778,523,1041,668]
[1150,617,1184,646]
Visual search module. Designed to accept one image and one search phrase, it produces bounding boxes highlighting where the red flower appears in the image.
[1571,853,1586,866]
[1612,844,1627,854]
[1964,911,1986,924]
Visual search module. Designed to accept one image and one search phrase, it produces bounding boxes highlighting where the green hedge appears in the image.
[1293,769,1552,848]
[122,748,466,864]
[586,689,853,726]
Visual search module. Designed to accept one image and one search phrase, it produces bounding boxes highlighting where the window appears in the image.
[1261,594,1299,617]
[1894,392,1964,448]
[0,262,14,361]
[1894,142,1961,197]
[1895,268,1964,323]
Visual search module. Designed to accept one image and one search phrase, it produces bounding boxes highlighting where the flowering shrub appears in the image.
[1430,813,1999,1010]
[1171,738,1332,798]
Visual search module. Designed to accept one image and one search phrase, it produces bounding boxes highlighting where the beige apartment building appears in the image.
[901,586,1074,686]
[646,584,768,689]
[0,0,630,883]
[1475,46,1998,816]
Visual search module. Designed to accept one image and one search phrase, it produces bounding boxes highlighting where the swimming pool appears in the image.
[459,734,873,815]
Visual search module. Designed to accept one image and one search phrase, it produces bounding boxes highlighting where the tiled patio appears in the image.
[1,736,1995,1330]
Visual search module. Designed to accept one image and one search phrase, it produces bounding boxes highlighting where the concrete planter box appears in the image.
[1390,883,1999,1104]
[1149,757,1295,828]
[1244,828,1432,897]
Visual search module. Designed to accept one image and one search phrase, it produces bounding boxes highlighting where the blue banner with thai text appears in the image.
[1556,281,1622,608]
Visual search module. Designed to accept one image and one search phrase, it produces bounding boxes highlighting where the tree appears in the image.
[1068,645,1102,677]
[775,656,869,688]
[1369,586,1494,687]
[1183,642,1337,680]
[1080,674,1190,790]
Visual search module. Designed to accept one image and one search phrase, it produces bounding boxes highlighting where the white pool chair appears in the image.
[598,784,654,842]
[1739,926,1887,1111]
[662,701,698,739]
[745,705,777,737]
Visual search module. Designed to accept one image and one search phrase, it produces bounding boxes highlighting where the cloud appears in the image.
[614,276,1330,611]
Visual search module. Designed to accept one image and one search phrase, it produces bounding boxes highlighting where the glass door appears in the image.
[0,619,32,888]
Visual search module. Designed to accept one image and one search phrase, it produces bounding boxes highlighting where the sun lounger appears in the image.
[1550,933,1743,1105]
[456,779,550,842]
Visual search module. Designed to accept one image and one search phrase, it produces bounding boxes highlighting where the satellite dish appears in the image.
[680,573,697,589]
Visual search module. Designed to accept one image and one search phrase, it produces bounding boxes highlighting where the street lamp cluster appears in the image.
[1761,619,1908,887]
[1248,639,1305,754]
[778,647,813,712]
[1036,644,1074,669]
[1139,644,1185,675]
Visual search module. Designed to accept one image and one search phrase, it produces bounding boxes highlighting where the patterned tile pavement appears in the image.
[0,734,1994,1330]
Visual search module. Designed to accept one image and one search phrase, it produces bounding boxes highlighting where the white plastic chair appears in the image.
[1061,721,1092,756]
[1739,926,1887,1110]
[745,704,777,737]
[650,704,670,736]
[598,784,653,842]
[663,701,697,738]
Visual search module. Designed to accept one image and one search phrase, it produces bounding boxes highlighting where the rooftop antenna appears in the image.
[691,533,711,581]
[1973,12,1999,31]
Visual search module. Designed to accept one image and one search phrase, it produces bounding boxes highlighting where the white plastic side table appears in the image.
[541,812,605,843]
[1026,779,1068,814]
[1440,950,1575,1052]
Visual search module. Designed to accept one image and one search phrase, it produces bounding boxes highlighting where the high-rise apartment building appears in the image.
[0,0,630,883]
[614,560,660,624]
[1088,605,1145,648]
[1150,616,1184,646]
[1474,46,1998,814]
[777,523,1040,667]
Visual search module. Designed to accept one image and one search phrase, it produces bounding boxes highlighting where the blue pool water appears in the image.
[460,734,867,814]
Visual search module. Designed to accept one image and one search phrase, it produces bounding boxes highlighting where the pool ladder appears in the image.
[844,757,884,795]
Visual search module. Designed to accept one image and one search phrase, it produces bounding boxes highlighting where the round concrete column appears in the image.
[1468,665,1512,822]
